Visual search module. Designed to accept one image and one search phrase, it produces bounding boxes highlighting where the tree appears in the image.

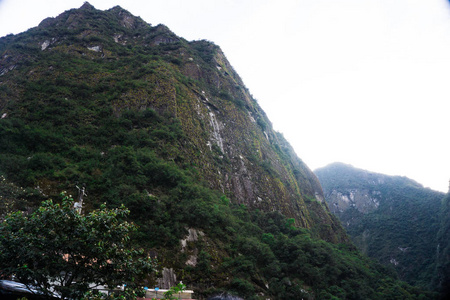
[163,282,187,300]
[0,192,153,299]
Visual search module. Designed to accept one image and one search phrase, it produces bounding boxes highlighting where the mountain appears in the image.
[0,1,339,240]
[436,192,450,299]
[315,162,446,292]
[0,3,435,299]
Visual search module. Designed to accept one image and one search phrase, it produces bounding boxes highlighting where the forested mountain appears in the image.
[0,3,436,299]
[315,162,448,298]
[436,192,450,298]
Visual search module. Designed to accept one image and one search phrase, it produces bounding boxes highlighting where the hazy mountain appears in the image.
[315,162,446,293]
[0,3,435,299]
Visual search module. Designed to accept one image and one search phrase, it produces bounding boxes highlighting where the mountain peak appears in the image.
[0,3,334,234]
[0,5,440,298]
[316,162,446,290]
[80,2,95,10]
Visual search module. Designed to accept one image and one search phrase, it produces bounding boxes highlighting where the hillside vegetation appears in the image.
[0,3,437,299]
[315,162,448,298]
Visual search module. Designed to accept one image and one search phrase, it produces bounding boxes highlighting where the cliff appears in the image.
[0,4,432,299]
[0,2,340,239]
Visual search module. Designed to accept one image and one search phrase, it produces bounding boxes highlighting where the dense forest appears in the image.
[0,3,442,299]
[315,162,449,299]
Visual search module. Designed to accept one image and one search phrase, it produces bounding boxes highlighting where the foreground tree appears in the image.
[0,193,153,299]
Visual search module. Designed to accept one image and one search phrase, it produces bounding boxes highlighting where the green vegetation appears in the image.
[0,193,153,299]
[316,162,446,296]
[163,282,187,299]
[435,193,450,299]
[0,4,438,299]
[0,164,435,299]
[0,1,342,237]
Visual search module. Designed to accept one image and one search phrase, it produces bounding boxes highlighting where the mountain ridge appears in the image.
[0,2,340,239]
[0,4,437,299]
[315,162,447,293]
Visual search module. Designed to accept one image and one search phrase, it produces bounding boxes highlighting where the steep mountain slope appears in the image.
[435,192,450,299]
[0,4,435,299]
[0,1,339,240]
[315,162,445,291]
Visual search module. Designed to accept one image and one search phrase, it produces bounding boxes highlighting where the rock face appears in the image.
[0,3,343,241]
[0,5,435,299]
[327,188,381,215]
[315,162,445,289]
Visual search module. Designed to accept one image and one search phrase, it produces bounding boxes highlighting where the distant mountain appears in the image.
[0,3,436,299]
[315,162,446,292]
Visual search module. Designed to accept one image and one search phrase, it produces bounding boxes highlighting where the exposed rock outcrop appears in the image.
[315,162,446,288]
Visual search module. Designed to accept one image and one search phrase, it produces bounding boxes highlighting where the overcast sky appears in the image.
[1,0,450,192]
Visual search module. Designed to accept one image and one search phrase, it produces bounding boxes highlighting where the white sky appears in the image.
[1,0,450,192]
